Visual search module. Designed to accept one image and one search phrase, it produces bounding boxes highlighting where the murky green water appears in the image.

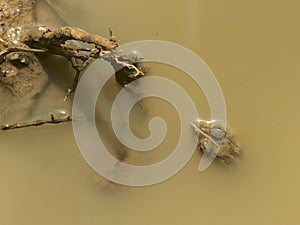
[1,0,300,224]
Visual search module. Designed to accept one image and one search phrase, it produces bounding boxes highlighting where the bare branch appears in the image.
[1,111,72,130]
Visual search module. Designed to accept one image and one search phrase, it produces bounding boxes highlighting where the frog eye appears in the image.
[211,124,226,140]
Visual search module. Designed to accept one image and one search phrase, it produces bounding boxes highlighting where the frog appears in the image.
[191,119,241,165]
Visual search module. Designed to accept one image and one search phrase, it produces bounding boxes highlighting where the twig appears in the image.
[0,37,45,62]
[1,111,72,130]
[114,56,144,78]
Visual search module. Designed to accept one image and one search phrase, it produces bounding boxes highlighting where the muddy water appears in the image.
[1,0,300,224]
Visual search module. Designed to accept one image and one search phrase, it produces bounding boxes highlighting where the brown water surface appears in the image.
[1,0,300,224]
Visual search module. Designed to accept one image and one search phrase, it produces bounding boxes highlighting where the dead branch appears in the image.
[20,26,117,59]
[1,110,71,130]
[0,0,145,134]
[0,25,144,100]
[23,26,117,49]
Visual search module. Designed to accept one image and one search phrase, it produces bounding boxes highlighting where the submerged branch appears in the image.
[1,110,72,130]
